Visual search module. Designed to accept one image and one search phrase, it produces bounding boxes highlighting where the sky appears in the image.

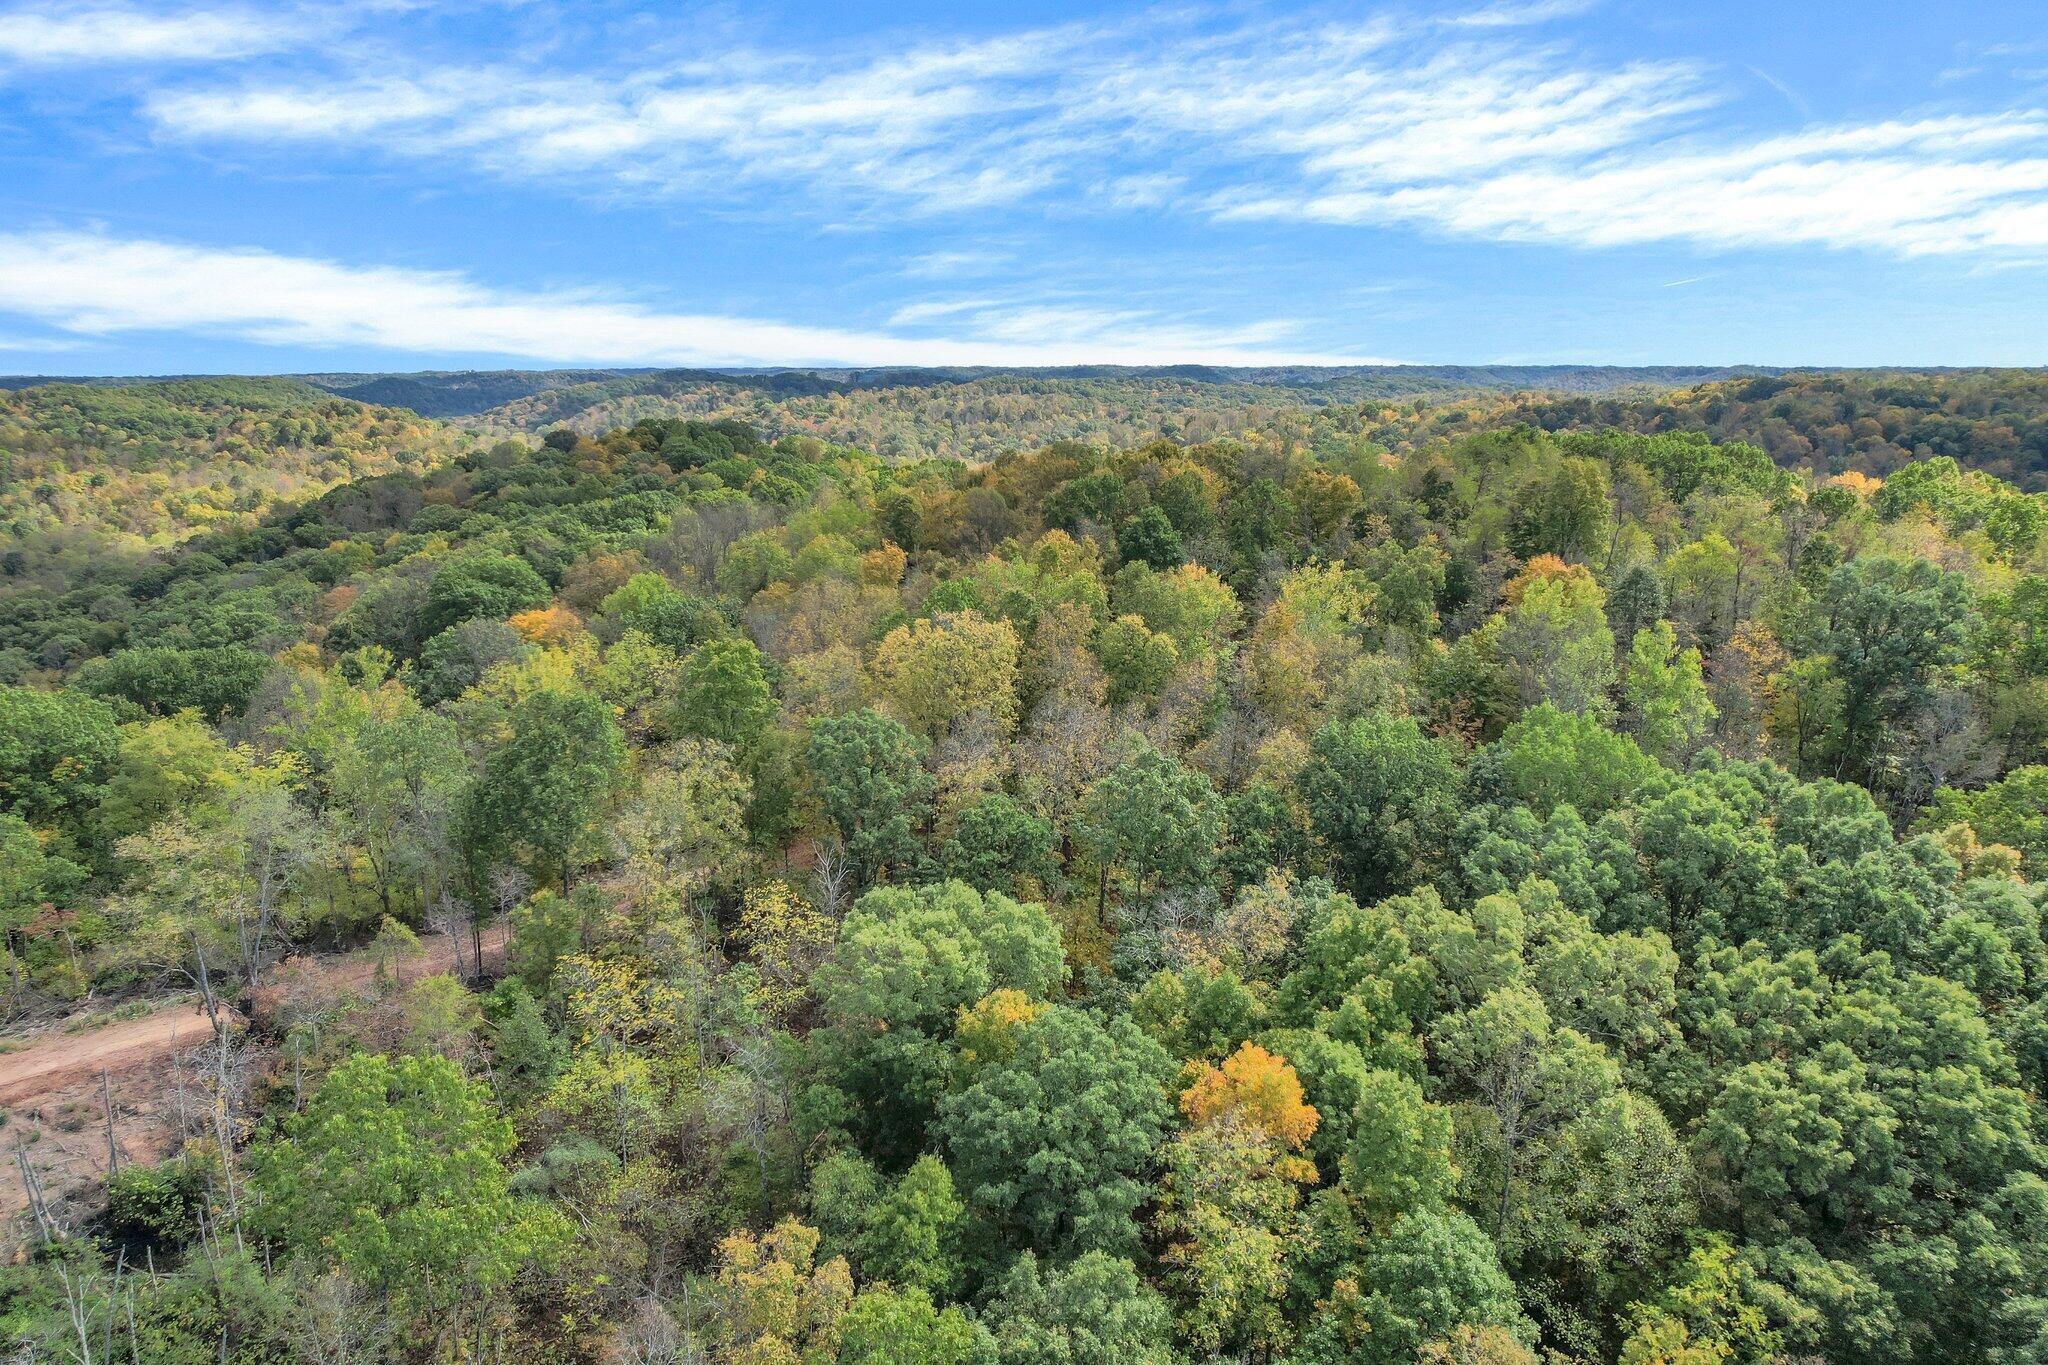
[0,0,2046,373]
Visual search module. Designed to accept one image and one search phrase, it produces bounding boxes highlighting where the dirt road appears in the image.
[0,923,507,1239]
[0,1002,220,1109]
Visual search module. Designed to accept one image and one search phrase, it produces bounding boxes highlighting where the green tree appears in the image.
[1224,478,1296,576]
[75,644,271,720]
[942,793,1057,895]
[1275,885,1434,1059]
[1432,984,1623,1243]
[1618,1236,1781,1365]
[1480,563,1616,716]
[1111,562,1240,656]
[1818,556,1975,779]
[1510,456,1610,563]
[1492,704,1661,818]
[0,685,118,829]
[95,710,244,843]
[488,979,565,1100]
[858,1156,967,1296]
[615,737,750,901]
[673,636,775,750]
[1621,621,1716,765]
[1093,616,1179,707]
[1155,1112,1311,1358]
[598,572,723,652]
[1295,1210,1530,1365]
[808,708,934,885]
[421,551,551,639]
[325,696,467,919]
[415,619,530,704]
[1927,764,2048,877]
[1075,741,1221,914]
[936,1005,1174,1262]
[1116,506,1184,570]
[981,1251,1175,1365]
[812,881,1063,1160]
[838,1286,993,1365]
[461,688,626,889]
[1340,1068,1459,1230]
[249,1052,546,1320]
[0,812,83,934]
[1299,715,1460,901]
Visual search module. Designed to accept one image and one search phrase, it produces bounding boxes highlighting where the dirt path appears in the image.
[0,1002,219,1109]
[0,923,508,1239]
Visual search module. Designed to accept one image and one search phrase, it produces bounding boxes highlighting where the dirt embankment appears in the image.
[0,925,507,1241]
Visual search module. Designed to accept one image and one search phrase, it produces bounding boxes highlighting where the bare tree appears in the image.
[226,782,317,990]
[14,1138,59,1247]
[1894,688,1999,810]
[189,942,252,1245]
[605,1298,687,1365]
[429,892,474,983]
[807,837,853,918]
[282,1270,393,1365]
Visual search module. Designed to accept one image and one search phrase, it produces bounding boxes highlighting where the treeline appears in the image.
[1510,369,2048,490]
[474,368,2048,491]
[481,372,1347,462]
[1,404,2047,1361]
[0,378,471,588]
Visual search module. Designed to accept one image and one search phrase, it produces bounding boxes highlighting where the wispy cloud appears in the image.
[146,26,1096,212]
[1220,114,2048,256]
[0,332,81,351]
[129,7,2048,259]
[900,250,1013,280]
[886,297,1000,326]
[0,230,1373,366]
[137,14,1711,224]
[1441,0,1600,29]
[0,4,317,64]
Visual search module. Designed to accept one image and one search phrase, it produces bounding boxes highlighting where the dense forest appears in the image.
[468,367,2048,485]
[3,372,2048,1363]
[478,372,1332,462]
[1511,370,2048,491]
[0,379,468,585]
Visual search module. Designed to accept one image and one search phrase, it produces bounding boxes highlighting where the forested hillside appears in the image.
[0,378,471,582]
[466,367,2048,490]
[4,392,2048,1364]
[304,369,649,419]
[483,372,1333,461]
[1511,369,2048,490]
[465,365,1766,459]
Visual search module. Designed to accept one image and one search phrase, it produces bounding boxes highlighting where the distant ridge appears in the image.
[302,364,1782,420]
[3,363,1789,420]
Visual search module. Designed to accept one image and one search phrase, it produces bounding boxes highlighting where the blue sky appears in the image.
[0,0,2045,373]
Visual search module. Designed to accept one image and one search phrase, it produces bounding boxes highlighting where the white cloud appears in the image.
[0,4,312,64]
[147,16,1704,216]
[0,231,1375,367]
[1443,0,1601,27]
[0,332,81,350]
[1222,116,2048,255]
[146,26,1094,212]
[886,297,1000,326]
[900,250,1012,279]
[114,7,2048,259]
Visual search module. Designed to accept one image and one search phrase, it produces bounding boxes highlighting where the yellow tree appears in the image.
[1181,1041,1320,1156]
[1158,1043,1322,1357]
[714,1218,854,1365]
[869,610,1022,741]
[737,880,834,1022]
